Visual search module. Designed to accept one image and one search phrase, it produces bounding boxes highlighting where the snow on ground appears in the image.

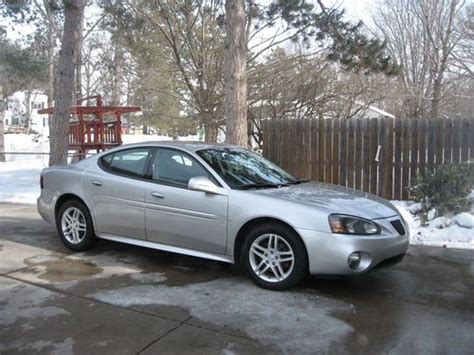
[1,133,473,249]
[0,159,46,204]
[391,200,474,250]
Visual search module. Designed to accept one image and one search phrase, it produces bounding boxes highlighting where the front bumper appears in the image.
[297,227,409,275]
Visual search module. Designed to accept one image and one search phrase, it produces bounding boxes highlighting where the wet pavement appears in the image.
[0,203,473,354]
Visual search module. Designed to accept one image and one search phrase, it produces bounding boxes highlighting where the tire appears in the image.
[241,222,308,290]
[56,199,95,251]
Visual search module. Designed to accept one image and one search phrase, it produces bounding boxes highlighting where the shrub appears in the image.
[409,163,474,217]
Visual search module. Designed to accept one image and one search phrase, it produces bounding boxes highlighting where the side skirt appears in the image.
[96,233,234,264]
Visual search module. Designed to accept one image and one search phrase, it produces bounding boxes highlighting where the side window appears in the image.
[152,149,212,187]
[100,148,150,178]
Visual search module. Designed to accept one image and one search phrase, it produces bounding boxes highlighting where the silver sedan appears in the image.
[37,142,409,290]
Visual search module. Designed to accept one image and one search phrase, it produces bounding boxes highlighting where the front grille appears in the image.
[390,219,406,235]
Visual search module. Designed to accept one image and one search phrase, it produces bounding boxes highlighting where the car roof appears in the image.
[115,141,242,153]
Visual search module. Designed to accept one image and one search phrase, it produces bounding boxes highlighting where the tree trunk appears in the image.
[225,0,248,147]
[204,121,219,142]
[430,76,442,120]
[49,0,85,166]
[25,90,32,134]
[75,14,84,100]
[0,86,5,162]
[111,43,123,106]
[45,3,57,109]
[47,36,55,109]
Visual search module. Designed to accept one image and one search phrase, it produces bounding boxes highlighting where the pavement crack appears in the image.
[136,315,193,354]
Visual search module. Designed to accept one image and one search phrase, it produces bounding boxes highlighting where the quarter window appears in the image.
[152,149,212,187]
[100,148,150,178]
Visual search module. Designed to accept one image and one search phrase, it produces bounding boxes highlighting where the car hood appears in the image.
[249,182,399,220]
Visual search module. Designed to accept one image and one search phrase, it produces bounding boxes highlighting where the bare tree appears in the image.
[373,0,470,119]
[247,48,393,148]
[49,0,86,166]
[117,0,227,142]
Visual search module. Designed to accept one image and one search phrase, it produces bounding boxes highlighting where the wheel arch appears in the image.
[233,217,308,266]
[54,193,96,233]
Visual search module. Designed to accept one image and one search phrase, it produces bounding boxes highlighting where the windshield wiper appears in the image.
[238,183,288,190]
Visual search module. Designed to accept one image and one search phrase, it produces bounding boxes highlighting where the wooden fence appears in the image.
[262,117,474,200]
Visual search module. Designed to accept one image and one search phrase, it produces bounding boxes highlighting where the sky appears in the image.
[2,0,376,41]
[337,0,375,23]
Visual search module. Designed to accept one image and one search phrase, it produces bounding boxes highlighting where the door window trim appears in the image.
[147,147,222,190]
[98,147,153,182]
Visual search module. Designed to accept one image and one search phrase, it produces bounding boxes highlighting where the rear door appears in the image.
[84,147,152,240]
[145,148,228,254]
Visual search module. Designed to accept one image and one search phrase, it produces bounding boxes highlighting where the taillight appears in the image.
[40,172,44,189]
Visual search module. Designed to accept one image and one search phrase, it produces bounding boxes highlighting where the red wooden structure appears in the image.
[39,95,141,159]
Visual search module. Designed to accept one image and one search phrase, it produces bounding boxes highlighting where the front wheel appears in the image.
[56,200,95,251]
[241,223,308,290]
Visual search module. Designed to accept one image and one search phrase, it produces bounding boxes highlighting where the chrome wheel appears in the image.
[61,207,87,244]
[249,233,295,283]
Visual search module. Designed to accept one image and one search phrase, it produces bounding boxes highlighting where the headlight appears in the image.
[328,214,381,235]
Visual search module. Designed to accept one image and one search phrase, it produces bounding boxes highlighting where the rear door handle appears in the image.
[91,180,102,186]
[151,192,164,199]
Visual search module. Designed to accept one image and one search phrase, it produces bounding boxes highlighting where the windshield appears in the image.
[197,148,301,189]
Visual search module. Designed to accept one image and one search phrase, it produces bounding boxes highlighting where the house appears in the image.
[353,101,396,119]
[4,91,49,135]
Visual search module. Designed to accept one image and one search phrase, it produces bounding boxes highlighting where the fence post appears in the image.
[348,119,355,188]
[369,118,378,195]
[410,119,419,190]
[355,119,362,190]
[402,118,410,200]
[339,119,347,186]
[383,118,394,199]
[461,118,470,162]
[318,119,325,182]
[332,118,340,185]
[362,118,370,193]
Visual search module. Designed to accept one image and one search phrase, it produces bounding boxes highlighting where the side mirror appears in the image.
[188,176,228,196]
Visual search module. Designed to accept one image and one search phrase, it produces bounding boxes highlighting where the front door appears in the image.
[145,148,228,254]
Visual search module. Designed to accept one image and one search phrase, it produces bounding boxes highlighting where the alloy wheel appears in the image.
[249,233,295,283]
[61,207,87,244]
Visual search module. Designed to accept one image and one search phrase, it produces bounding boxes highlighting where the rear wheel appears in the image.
[56,200,95,251]
[241,223,308,290]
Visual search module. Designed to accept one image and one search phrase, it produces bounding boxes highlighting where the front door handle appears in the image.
[91,180,102,186]
[151,192,164,199]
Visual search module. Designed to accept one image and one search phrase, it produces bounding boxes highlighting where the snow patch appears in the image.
[0,159,44,204]
[426,208,437,221]
[90,277,353,354]
[391,200,474,249]
[452,213,473,229]
[129,272,167,283]
[0,279,68,327]
[430,217,451,229]
[408,202,423,214]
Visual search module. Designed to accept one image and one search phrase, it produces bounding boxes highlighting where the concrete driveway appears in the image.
[1,203,473,354]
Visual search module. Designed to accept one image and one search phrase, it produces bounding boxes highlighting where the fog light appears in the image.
[348,252,361,270]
